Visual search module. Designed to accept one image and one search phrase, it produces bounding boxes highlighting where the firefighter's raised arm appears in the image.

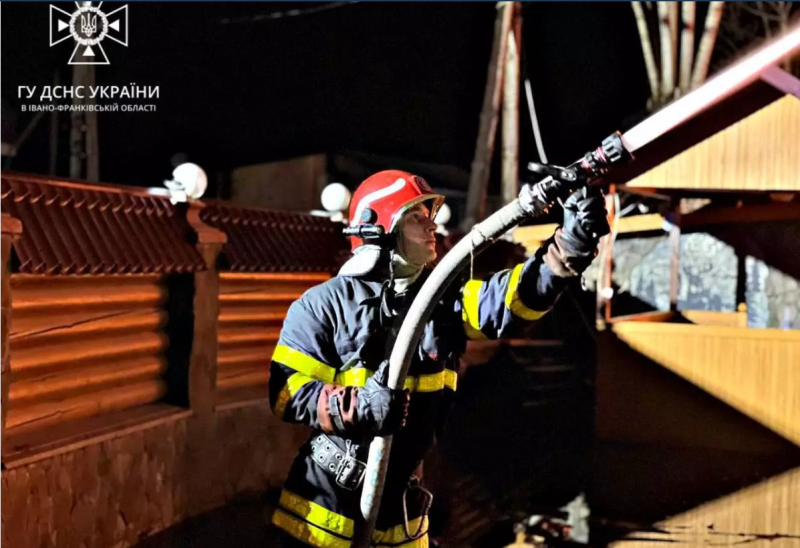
[459,187,609,340]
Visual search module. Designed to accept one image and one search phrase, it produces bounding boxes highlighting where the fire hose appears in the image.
[353,23,800,548]
[352,132,630,548]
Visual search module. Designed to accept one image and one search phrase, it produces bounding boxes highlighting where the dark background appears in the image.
[2,2,650,191]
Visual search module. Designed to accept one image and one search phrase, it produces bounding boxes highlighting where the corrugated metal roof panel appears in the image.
[1,173,206,275]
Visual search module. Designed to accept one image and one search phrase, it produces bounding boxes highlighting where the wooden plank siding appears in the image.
[612,321,800,447]
[627,95,800,192]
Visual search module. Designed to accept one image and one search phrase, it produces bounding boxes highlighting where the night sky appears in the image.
[2,2,650,191]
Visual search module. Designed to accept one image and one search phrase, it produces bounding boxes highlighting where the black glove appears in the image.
[543,187,610,277]
[561,186,610,254]
[317,360,409,438]
[357,360,410,436]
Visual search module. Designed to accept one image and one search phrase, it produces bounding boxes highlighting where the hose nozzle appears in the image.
[521,131,632,216]
[579,131,630,178]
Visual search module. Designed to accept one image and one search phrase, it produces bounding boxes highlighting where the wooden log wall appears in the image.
[6,275,169,436]
[216,272,330,395]
[0,173,347,548]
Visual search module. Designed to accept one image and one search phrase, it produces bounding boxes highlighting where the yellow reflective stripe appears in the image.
[274,373,316,419]
[373,516,429,546]
[279,490,354,538]
[335,368,371,387]
[504,263,548,321]
[272,344,337,383]
[272,509,350,548]
[336,368,456,394]
[275,491,428,548]
[416,372,445,392]
[462,279,487,340]
[444,369,457,391]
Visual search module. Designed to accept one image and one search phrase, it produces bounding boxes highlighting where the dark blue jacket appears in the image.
[269,250,568,547]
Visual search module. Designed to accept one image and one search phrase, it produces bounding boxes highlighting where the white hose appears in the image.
[353,198,530,547]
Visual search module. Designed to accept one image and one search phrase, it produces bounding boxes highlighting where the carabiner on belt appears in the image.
[402,477,433,541]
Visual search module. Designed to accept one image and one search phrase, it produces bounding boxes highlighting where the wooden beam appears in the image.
[632,2,660,105]
[616,185,674,201]
[691,1,725,87]
[606,310,676,324]
[681,309,747,327]
[501,3,521,207]
[760,65,800,99]
[463,2,514,229]
[658,2,676,100]
[679,2,696,93]
[680,201,800,228]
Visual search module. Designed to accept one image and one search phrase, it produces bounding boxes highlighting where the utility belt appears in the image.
[309,433,433,541]
[310,433,367,491]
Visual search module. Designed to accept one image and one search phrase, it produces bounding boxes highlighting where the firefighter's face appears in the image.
[397,203,438,266]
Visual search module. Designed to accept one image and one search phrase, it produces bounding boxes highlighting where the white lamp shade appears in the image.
[321,183,351,212]
[172,163,208,200]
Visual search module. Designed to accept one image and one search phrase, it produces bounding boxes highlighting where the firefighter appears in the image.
[268,170,609,548]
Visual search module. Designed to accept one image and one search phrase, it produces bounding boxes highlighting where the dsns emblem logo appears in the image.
[49,3,129,65]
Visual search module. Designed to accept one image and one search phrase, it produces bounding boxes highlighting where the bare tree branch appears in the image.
[741,3,781,22]
[755,2,773,37]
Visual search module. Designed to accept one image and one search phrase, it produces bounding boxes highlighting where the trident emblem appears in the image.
[80,14,97,37]
[49,4,129,65]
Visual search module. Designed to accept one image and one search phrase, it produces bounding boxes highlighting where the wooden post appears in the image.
[463,2,514,230]
[631,2,660,107]
[184,202,227,515]
[668,204,682,311]
[1,213,23,449]
[186,203,227,420]
[658,2,676,102]
[692,1,725,87]
[597,187,616,329]
[679,2,696,93]
[501,3,522,207]
[669,2,679,93]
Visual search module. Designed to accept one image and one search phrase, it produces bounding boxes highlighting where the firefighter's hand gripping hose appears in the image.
[351,133,630,548]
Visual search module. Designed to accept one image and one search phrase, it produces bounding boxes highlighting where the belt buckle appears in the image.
[336,456,366,491]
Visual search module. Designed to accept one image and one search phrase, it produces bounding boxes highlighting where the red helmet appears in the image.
[347,170,444,251]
